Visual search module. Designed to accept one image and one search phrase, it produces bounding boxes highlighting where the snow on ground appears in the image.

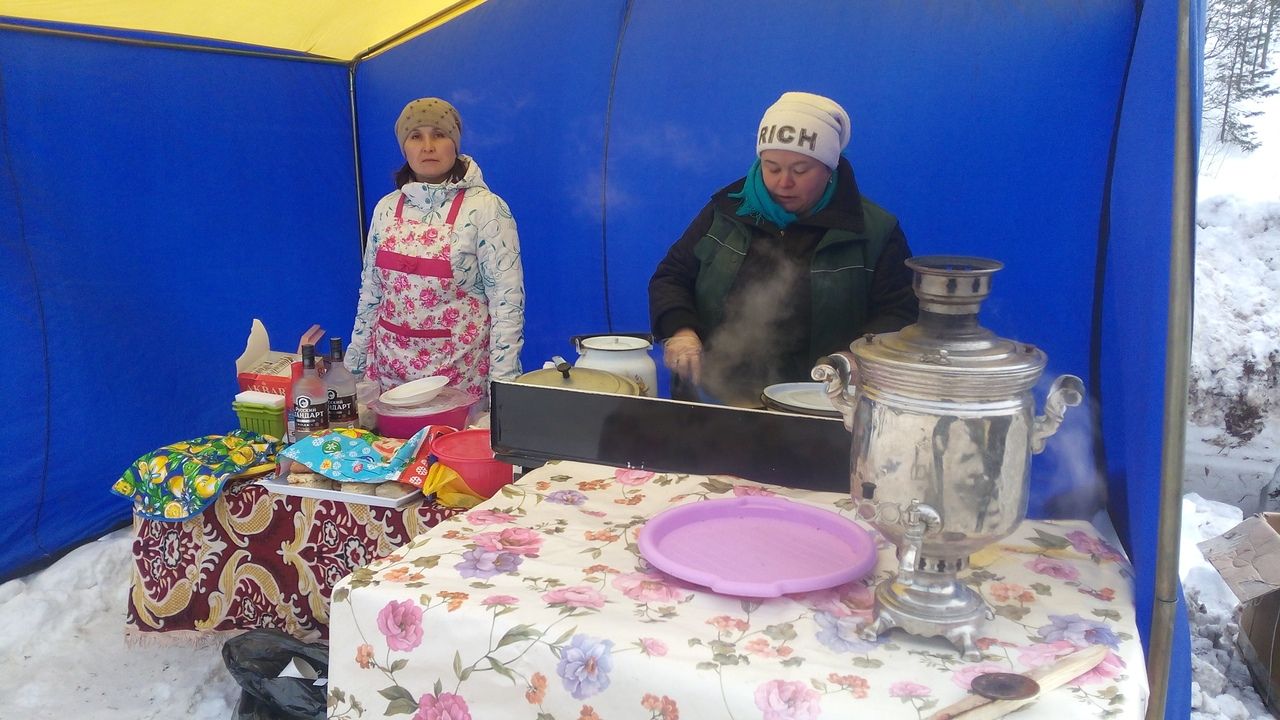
[0,529,239,719]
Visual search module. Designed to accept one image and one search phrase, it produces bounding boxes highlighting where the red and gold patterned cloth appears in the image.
[127,477,460,640]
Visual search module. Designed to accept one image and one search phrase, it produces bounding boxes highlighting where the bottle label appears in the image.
[327,389,357,422]
[294,395,328,432]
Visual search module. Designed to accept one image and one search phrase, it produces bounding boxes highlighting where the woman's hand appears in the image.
[663,329,703,385]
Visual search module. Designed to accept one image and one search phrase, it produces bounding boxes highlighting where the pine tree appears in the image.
[1203,0,1279,152]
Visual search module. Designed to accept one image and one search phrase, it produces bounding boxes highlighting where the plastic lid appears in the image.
[580,335,652,352]
[431,428,494,461]
[234,390,287,408]
[515,366,639,395]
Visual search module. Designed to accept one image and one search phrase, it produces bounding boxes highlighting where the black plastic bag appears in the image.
[222,629,330,720]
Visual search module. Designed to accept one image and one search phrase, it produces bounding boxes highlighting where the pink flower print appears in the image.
[355,643,374,668]
[707,615,750,633]
[989,582,1036,604]
[460,322,480,345]
[390,359,408,378]
[888,681,932,698]
[481,594,520,607]
[1025,555,1080,581]
[403,298,417,314]
[414,691,470,720]
[800,583,875,619]
[951,662,1009,690]
[424,227,439,242]
[543,585,607,609]
[477,358,491,377]
[1016,639,1077,670]
[754,679,822,720]
[440,340,457,356]
[639,637,668,656]
[1066,530,1126,563]
[745,637,792,658]
[732,484,776,497]
[442,307,461,326]
[410,355,429,371]
[468,509,517,525]
[611,572,688,603]
[421,287,441,308]
[383,298,398,316]
[468,296,480,312]
[614,468,655,486]
[1071,649,1126,686]
[392,275,411,293]
[472,527,543,556]
[376,599,424,651]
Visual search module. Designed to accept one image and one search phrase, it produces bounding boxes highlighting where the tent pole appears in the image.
[348,63,367,252]
[1146,0,1195,716]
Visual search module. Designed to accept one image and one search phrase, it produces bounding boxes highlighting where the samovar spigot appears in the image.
[896,500,941,586]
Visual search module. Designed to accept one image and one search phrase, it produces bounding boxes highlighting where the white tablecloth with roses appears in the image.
[327,460,1146,720]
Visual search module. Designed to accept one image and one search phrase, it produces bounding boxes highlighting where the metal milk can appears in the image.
[812,255,1084,659]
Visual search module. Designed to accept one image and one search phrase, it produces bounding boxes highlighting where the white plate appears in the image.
[258,475,423,508]
[761,382,840,417]
[379,376,449,408]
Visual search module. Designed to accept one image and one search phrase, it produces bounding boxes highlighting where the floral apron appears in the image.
[366,190,491,399]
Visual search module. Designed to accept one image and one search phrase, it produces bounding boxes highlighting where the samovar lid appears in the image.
[851,255,1046,392]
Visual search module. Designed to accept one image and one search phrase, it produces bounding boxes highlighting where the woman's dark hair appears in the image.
[395,157,469,188]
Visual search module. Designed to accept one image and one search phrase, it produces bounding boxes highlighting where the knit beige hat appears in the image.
[395,97,462,151]
[756,91,851,169]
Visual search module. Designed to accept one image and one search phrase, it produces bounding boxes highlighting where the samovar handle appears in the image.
[1031,374,1085,454]
[812,352,859,431]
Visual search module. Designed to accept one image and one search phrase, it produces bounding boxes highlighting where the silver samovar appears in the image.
[812,256,1084,660]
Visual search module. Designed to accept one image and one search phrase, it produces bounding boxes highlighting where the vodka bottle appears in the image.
[325,337,359,429]
[291,344,329,441]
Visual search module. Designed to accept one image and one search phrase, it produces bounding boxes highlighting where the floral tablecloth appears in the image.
[328,461,1147,719]
[128,478,461,641]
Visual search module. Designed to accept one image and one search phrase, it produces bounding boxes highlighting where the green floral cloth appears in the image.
[111,429,281,521]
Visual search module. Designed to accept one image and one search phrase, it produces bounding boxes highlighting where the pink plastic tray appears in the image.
[637,496,878,598]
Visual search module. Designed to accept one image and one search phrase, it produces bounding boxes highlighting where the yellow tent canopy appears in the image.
[0,0,484,62]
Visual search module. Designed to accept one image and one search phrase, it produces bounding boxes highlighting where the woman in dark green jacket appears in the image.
[648,92,917,406]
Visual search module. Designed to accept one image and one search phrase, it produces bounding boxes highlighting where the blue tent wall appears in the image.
[0,31,358,577]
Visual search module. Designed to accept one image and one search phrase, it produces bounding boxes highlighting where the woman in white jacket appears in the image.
[346,97,524,401]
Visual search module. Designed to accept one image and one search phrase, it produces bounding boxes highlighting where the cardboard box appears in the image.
[1198,512,1280,713]
[235,319,325,407]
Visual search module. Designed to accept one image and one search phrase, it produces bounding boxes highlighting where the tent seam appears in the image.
[600,0,636,334]
[0,57,55,561]
[1090,0,1146,536]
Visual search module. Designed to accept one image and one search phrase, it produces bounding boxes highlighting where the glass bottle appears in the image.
[325,337,359,429]
[290,344,329,441]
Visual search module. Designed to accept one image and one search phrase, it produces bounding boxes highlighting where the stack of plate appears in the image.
[761,382,840,418]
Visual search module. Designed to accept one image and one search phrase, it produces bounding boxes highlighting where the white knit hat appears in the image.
[756,91,851,169]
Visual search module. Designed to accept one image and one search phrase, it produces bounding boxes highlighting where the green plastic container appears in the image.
[233,401,287,440]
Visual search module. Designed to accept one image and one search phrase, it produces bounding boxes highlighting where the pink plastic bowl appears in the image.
[430,428,514,499]
[374,401,473,439]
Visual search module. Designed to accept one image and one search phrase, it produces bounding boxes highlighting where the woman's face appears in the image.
[403,126,457,183]
[760,149,833,215]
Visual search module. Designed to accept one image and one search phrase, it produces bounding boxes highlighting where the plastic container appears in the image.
[373,387,478,439]
[429,428,514,499]
[233,401,287,440]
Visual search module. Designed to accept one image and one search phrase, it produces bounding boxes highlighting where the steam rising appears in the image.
[699,239,806,406]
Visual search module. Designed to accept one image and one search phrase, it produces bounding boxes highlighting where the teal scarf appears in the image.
[729,158,838,229]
